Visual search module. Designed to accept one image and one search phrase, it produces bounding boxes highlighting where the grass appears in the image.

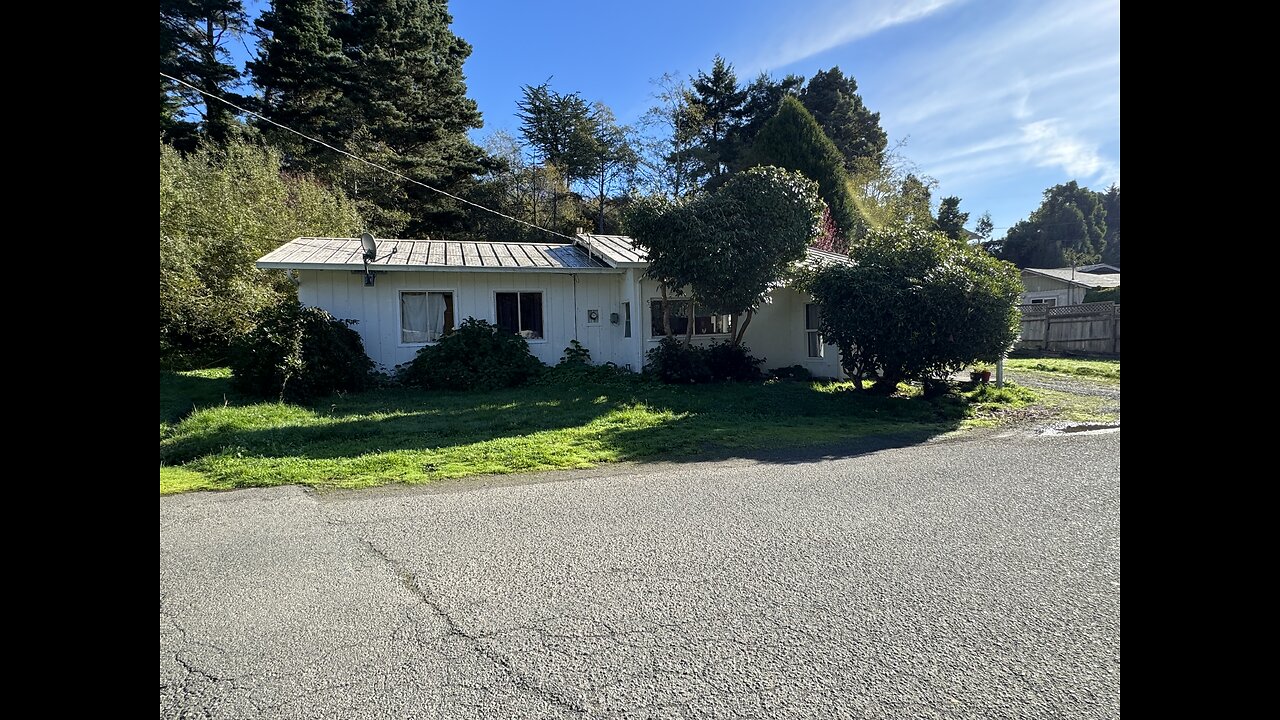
[160,369,1042,495]
[1005,357,1120,381]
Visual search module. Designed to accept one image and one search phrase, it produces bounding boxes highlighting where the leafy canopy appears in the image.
[628,166,824,345]
[805,225,1022,394]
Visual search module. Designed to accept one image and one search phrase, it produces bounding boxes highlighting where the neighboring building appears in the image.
[1020,267,1122,307]
[1075,263,1120,275]
[256,234,850,377]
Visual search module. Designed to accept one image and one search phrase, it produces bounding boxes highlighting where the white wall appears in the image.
[297,269,841,376]
[297,269,629,370]
[636,280,844,378]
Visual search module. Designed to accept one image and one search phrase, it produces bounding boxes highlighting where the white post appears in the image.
[996,354,1005,388]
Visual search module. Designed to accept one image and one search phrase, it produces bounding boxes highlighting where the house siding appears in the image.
[1020,273,1085,306]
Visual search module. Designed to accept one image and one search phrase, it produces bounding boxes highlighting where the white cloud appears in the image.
[1019,120,1118,184]
[746,0,964,73]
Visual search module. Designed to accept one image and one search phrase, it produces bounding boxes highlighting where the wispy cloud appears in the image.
[1019,120,1117,184]
[746,0,964,73]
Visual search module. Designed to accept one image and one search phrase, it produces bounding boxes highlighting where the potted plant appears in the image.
[972,364,992,384]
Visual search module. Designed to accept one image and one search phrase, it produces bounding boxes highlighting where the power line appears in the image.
[159,71,577,243]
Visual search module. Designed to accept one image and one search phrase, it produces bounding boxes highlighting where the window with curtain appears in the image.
[400,291,454,344]
[805,303,823,358]
[648,300,733,337]
[495,292,543,339]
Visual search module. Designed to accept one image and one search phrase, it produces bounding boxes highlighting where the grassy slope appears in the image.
[160,370,1033,494]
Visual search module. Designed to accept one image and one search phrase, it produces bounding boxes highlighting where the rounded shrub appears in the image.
[399,318,545,391]
[704,341,764,382]
[231,301,373,402]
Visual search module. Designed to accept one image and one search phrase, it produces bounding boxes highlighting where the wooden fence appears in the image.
[1016,301,1120,355]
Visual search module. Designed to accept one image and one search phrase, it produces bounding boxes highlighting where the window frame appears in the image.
[646,298,735,341]
[621,301,632,338]
[398,288,458,347]
[492,289,548,343]
[805,303,823,359]
[1030,297,1058,307]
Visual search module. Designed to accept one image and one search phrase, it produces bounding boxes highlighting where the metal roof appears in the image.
[574,233,853,270]
[256,237,615,273]
[574,233,647,265]
[1023,267,1121,288]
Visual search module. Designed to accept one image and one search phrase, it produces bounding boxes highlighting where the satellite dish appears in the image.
[360,232,378,261]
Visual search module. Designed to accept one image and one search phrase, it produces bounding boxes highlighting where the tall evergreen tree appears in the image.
[342,0,487,235]
[746,96,860,247]
[974,212,995,245]
[248,0,350,171]
[733,72,805,161]
[683,56,748,187]
[583,103,638,233]
[800,67,888,174]
[934,196,969,241]
[160,0,248,144]
[515,82,595,229]
[897,174,935,227]
[1100,184,1121,266]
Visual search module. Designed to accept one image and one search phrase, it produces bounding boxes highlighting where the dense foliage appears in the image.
[399,318,544,390]
[160,139,362,364]
[798,67,888,173]
[1083,286,1121,304]
[747,97,861,244]
[806,225,1023,395]
[994,182,1120,268]
[230,301,373,401]
[537,341,638,387]
[628,166,824,346]
[644,339,763,384]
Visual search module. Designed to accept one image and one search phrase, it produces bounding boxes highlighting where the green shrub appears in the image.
[645,338,712,384]
[230,301,373,402]
[399,318,545,391]
[536,341,640,387]
[1083,286,1120,304]
[160,139,362,366]
[644,339,764,384]
[768,364,813,381]
[704,341,764,381]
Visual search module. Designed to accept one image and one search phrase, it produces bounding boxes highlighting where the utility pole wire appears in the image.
[159,71,578,242]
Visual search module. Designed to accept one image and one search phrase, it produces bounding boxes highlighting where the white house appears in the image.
[256,233,850,376]
[1020,267,1121,307]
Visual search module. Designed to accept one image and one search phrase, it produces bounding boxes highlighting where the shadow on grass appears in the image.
[162,378,975,489]
[160,370,241,425]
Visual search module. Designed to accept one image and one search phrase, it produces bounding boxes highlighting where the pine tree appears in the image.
[800,67,888,174]
[343,0,486,234]
[684,56,748,187]
[248,0,350,172]
[747,96,860,246]
[160,0,248,144]
[934,196,969,241]
[733,72,804,161]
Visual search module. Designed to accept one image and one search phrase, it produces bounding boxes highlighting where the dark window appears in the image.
[496,292,544,339]
[622,302,631,338]
[805,303,822,358]
[649,300,732,337]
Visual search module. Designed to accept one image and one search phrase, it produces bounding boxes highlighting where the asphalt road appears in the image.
[160,428,1120,719]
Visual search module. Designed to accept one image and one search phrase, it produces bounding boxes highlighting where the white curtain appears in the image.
[427,292,447,341]
[401,292,429,343]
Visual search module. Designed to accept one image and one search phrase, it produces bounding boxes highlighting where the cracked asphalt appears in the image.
[160,428,1120,719]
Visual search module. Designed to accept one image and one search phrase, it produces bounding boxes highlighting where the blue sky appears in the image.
[237,0,1119,233]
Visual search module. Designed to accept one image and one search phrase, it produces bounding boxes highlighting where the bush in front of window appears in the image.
[644,339,764,384]
[704,341,765,382]
[399,318,545,391]
[230,301,373,402]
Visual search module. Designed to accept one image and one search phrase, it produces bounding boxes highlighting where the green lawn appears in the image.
[1005,357,1120,381]
[160,369,1035,494]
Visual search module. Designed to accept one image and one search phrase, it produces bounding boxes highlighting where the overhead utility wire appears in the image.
[160,71,577,243]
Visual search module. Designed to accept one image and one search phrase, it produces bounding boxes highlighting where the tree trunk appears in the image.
[660,285,672,337]
[731,309,754,348]
[597,166,606,233]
